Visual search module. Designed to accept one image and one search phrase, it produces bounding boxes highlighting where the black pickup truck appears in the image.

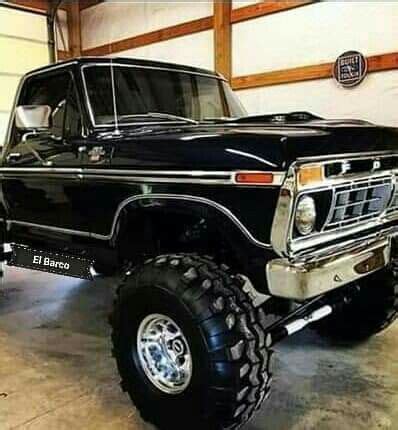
[1,57,398,430]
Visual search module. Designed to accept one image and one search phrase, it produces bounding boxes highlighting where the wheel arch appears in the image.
[110,194,270,246]
[110,194,272,282]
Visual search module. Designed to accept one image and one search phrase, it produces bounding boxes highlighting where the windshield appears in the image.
[82,64,246,126]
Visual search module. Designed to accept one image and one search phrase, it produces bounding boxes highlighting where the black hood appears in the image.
[103,114,398,171]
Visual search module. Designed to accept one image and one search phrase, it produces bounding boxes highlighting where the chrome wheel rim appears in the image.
[136,313,193,394]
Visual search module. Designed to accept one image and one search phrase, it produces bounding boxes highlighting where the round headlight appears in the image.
[295,195,316,236]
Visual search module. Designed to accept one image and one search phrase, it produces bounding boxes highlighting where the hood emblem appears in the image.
[341,161,351,175]
[372,160,381,171]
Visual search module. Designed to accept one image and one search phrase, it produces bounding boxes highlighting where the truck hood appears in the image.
[104,116,398,171]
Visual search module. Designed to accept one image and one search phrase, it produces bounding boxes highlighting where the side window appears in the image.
[23,73,70,139]
[14,71,82,144]
[195,77,225,119]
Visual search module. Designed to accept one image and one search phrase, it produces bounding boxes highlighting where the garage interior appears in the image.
[0,1,398,429]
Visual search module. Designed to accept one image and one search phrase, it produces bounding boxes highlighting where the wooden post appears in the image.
[214,0,232,82]
[67,0,81,58]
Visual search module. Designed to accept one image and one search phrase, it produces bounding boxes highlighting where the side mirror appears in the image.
[15,105,51,131]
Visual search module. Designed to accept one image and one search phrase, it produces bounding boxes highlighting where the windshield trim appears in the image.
[80,63,227,128]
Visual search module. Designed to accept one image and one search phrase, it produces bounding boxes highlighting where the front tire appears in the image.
[315,267,398,341]
[110,254,273,430]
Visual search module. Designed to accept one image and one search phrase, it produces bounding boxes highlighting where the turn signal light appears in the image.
[298,165,324,187]
[235,172,274,184]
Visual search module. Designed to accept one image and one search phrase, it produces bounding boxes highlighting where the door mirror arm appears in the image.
[22,130,39,144]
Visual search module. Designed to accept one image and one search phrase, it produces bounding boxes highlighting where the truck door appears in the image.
[1,69,110,241]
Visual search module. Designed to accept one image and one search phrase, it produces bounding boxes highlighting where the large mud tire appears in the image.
[110,254,273,429]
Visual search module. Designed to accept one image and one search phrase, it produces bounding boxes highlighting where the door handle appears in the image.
[6,152,22,163]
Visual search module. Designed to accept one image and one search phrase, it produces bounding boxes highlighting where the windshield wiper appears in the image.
[117,112,199,125]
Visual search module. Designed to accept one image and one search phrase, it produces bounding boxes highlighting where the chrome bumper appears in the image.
[266,236,392,300]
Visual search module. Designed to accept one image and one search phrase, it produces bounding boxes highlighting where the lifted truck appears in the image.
[1,57,397,429]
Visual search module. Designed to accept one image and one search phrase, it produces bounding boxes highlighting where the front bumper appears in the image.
[266,233,393,300]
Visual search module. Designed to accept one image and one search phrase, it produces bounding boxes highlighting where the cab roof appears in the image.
[25,56,222,79]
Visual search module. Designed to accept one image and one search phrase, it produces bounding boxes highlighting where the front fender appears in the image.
[108,194,272,249]
[109,194,278,293]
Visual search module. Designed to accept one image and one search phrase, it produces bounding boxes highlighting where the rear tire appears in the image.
[110,254,273,430]
[315,267,398,341]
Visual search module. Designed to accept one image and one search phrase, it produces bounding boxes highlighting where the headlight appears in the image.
[295,195,316,236]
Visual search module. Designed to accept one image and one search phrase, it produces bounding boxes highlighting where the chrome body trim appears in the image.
[0,167,285,186]
[23,61,80,79]
[297,150,398,163]
[267,233,392,300]
[101,194,272,248]
[84,175,233,185]
[0,167,83,174]
[271,165,297,256]
[7,194,272,249]
[8,220,92,238]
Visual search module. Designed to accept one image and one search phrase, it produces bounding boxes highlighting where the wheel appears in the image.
[315,267,398,341]
[109,254,273,430]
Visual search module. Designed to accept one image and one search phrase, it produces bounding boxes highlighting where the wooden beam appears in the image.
[7,0,68,13]
[82,16,213,56]
[66,0,82,58]
[57,50,70,61]
[79,0,316,58]
[232,63,332,90]
[79,0,103,11]
[368,52,398,72]
[232,52,398,91]
[214,0,232,81]
[7,0,50,13]
[231,0,315,24]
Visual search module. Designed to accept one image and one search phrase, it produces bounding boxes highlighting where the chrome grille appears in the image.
[386,174,398,214]
[324,176,393,231]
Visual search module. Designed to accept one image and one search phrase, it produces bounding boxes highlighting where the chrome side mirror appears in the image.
[15,105,51,131]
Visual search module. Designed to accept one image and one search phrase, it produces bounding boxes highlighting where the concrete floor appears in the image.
[0,266,397,430]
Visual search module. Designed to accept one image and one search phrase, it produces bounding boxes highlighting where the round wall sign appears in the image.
[333,51,368,88]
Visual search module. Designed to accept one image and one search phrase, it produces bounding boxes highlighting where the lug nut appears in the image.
[226,313,236,329]
[213,296,225,312]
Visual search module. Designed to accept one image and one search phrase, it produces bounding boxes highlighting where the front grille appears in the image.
[386,174,398,214]
[323,176,393,231]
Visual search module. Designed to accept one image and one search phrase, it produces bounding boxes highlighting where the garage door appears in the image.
[0,5,50,146]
